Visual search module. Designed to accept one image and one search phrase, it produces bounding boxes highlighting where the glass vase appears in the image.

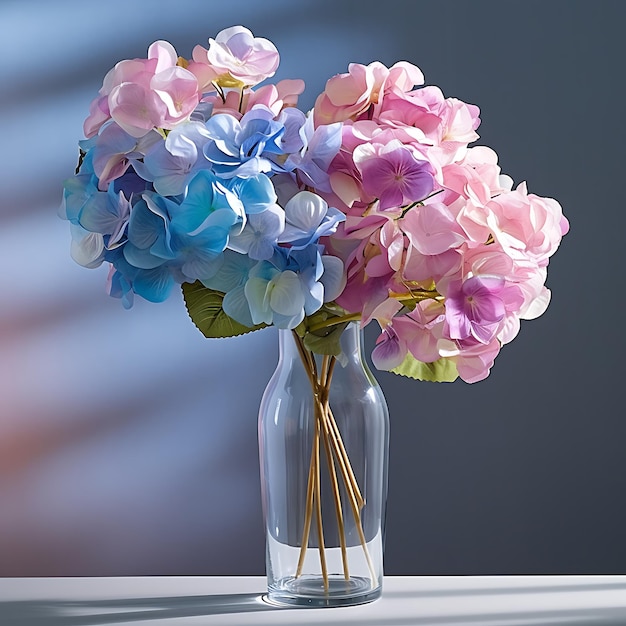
[258,322,389,607]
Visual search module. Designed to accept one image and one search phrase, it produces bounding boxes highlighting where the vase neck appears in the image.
[278,322,363,363]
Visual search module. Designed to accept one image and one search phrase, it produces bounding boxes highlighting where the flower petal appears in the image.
[269,271,305,316]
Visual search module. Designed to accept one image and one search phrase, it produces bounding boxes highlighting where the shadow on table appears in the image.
[0,592,285,625]
[3,581,626,626]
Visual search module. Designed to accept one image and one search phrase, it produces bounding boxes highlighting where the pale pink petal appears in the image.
[330,171,361,208]
[187,59,219,92]
[207,26,279,86]
[276,79,305,107]
[387,61,424,91]
[109,83,167,137]
[148,40,178,73]
[83,96,110,138]
[151,66,199,124]
[453,339,500,383]
[326,66,371,107]
[401,202,466,255]
[521,287,551,320]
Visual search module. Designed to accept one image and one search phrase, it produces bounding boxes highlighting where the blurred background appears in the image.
[1,0,624,577]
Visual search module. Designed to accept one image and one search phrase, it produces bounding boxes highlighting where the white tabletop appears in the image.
[1,575,626,625]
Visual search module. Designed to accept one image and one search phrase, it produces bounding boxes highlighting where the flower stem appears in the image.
[320,406,350,580]
[320,355,349,580]
[313,411,328,590]
[295,426,317,579]
[211,81,226,104]
[307,312,361,333]
[290,331,377,589]
[325,406,364,510]
[389,289,444,305]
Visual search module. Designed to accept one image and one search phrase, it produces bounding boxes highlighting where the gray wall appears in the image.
[0,0,624,576]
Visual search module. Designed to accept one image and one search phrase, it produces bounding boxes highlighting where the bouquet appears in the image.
[60,25,569,384]
[59,25,570,603]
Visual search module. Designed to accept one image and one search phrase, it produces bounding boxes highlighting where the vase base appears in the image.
[266,575,381,608]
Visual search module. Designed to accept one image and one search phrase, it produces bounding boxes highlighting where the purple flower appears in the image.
[371,325,407,371]
[354,140,434,210]
[444,276,506,344]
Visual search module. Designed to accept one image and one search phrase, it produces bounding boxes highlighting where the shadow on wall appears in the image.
[0,0,400,577]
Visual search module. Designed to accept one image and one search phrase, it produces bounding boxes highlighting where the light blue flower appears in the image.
[225,174,277,214]
[69,223,105,269]
[59,149,99,224]
[123,195,171,269]
[106,248,175,308]
[285,115,342,192]
[280,245,324,316]
[78,185,131,248]
[133,142,194,197]
[201,250,258,327]
[133,121,211,196]
[274,246,345,316]
[201,249,256,293]
[278,190,345,250]
[123,170,245,283]
[228,204,284,261]
[107,263,135,309]
[276,107,306,154]
[91,124,161,188]
[244,264,306,329]
[228,244,345,330]
[203,106,285,179]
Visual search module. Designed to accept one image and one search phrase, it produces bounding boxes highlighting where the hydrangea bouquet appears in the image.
[60,25,568,384]
[60,26,568,604]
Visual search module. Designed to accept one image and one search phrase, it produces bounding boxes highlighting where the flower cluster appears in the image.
[311,60,569,382]
[60,26,568,383]
[60,26,345,328]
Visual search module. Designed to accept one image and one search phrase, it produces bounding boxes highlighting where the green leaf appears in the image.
[321,301,350,317]
[390,353,459,383]
[302,322,349,356]
[293,320,307,338]
[182,281,266,339]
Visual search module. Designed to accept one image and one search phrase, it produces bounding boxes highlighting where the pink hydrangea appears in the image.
[84,40,200,138]
[191,26,279,89]
[440,337,502,384]
[313,60,424,126]
[371,299,444,371]
[485,183,570,265]
[312,54,568,384]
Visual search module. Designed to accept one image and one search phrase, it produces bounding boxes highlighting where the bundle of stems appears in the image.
[291,331,376,590]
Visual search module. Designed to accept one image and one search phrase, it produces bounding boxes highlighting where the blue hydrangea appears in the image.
[202,106,285,178]
[60,93,345,312]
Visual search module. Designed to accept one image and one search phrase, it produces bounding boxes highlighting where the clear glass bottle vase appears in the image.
[258,322,389,607]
